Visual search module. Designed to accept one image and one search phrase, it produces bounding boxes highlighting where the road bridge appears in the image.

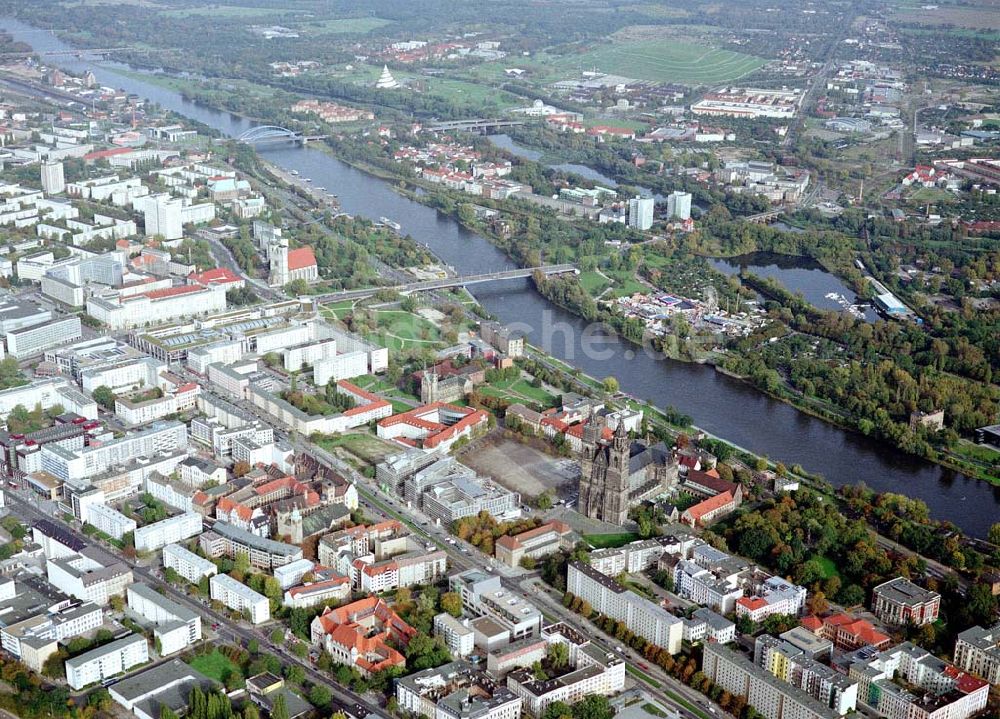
[744,209,784,224]
[237,125,326,145]
[425,118,527,133]
[315,263,577,303]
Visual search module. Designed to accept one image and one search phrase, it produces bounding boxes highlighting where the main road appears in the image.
[3,489,387,719]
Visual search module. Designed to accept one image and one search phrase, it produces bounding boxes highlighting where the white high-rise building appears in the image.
[162,543,218,584]
[140,193,184,240]
[41,161,65,195]
[667,191,692,220]
[628,195,655,230]
[133,512,203,553]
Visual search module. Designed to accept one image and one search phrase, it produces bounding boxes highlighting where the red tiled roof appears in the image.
[287,575,349,597]
[144,284,206,301]
[687,469,736,495]
[188,268,242,286]
[737,597,768,611]
[84,147,134,161]
[287,246,316,271]
[683,490,735,523]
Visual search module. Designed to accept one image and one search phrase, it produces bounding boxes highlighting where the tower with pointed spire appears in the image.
[577,419,678,525]
[376,64,399,89]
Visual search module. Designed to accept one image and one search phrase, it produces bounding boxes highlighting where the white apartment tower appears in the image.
[667,191,692,221]
[142,194,184,240]
[41,161,66,195]
[628,195,655,230]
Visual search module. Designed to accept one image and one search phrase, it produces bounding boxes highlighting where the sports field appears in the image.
[548,40,766,84]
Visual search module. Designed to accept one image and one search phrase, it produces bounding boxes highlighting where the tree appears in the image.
[989,522,1000,548]
[544,702,573,719]
[536,491,554,510]
[233,461,251,477]
[308,685,331,708]
[92,385,117,410]
[571,695,614,719]
[440,592,462,618]
[602,376,619,394]
[271,694,289,719]
[547,642,569,670]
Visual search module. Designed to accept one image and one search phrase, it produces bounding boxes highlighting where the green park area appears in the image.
[294,18,393,34]
[476,374,558,407]
[583,532,641,548]
[547,39,766,83]
[189,650,242,684]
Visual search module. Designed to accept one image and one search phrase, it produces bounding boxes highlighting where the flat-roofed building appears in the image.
[126,584,201,656]
[397,660,522,719]
[65,633,149,690]
[567,561,682,654]
[133,512,202,553]
[450,569,542,642]
[434,612,475,658]
[210,574,270,624]
[161,543,218,584]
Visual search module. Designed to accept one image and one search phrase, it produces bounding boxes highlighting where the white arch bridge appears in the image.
[236,126,327,144]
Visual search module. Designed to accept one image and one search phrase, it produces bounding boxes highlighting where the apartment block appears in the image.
[126,584,201,656]
[86,502,138,540]
[434,613,476,658]
[133,512,203,553]
[703,643,841,719]
[954,623,1000,685]
[46,550,133,606]
[754,635,858,715]
[210,574,270,624]
[567,561,682,654]
[65,634,149,690]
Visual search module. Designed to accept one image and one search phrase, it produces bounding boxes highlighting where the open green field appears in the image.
[909,187,957,204]
[189,650,242,683]
[294,18,392,34]
[162,4,295,18]
[319,305,442,352]
[547,40,766,84]
[578,271,612,296]
[583,532,640,548]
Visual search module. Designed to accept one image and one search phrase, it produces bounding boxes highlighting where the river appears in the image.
[6,19,998,537]
[711,253,880,323]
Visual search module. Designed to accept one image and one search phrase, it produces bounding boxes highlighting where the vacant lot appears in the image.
[315,432,400,465]
[463,437,578,499]
[548,39,766,84]
[189,650,242,683]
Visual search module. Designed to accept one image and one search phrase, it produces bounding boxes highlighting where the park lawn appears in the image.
[189,650,242,683]
[348,374,395,392]
[321,300,356,321]
[546,39,766,84]
[606,273,647,298]
[580,117,652,132]
[509,379,557,405]
[909,187,957,204]
[389,398,415,414]
[578,271,611,296]
[584,532,640,548]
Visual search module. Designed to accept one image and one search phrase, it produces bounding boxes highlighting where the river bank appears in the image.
[6,17,996,538]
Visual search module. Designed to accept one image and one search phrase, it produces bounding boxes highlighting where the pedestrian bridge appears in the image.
[316,264,577,303]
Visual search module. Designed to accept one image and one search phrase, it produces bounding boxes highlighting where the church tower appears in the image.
[269,236,290,287]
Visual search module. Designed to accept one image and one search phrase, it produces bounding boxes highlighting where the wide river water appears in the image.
[5,19,998,537]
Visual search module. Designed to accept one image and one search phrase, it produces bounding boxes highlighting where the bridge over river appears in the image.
[315,264,577,304]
